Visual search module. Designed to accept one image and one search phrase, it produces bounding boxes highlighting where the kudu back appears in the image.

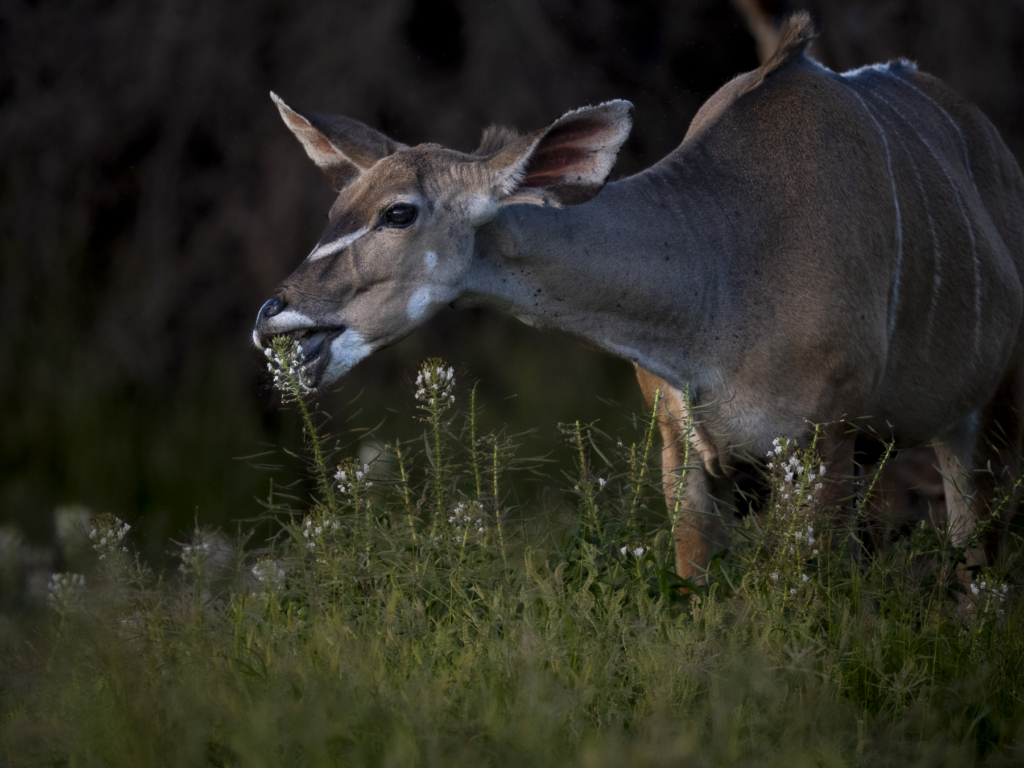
[255,14,1024,581]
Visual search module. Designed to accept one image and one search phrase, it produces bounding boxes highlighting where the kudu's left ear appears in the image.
[485,100,633,206]
[271,92,407,191]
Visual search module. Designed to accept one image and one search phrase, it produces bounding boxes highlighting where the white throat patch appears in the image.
[307,227,370,262]
[323,330,373,384]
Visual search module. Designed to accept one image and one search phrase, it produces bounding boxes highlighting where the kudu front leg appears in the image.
[666,458,731,582]
[636,368,727,582]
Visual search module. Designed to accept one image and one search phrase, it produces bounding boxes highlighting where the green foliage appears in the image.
[2,349,1023,766]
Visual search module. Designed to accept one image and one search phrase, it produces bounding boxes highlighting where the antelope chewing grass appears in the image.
[254,13,1024,585]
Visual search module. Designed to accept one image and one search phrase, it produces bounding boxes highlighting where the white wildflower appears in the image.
[88,516,131,560]
[415,360,456,411]
[251,559,285,590]
[266,338,313,395]
[301,513,341,550]
[47,572,85,610]
[445,501,484,543]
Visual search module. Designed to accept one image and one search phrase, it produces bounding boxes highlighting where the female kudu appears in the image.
[254,15,1024,582]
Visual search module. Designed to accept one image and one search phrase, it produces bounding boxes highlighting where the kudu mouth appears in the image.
[300,326,348,385]
[260,325,348,388]
[253,298,349,388]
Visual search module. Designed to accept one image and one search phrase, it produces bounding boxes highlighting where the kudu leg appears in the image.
[933,431,983,570]
[654,402,729,582]
[935,371,1024,572]
[636,369,863,581]
[810,423,857,513]
[636,368,727,582]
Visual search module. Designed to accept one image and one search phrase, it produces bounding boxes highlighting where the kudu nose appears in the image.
[253,297,287,349]
[259,298,285,320]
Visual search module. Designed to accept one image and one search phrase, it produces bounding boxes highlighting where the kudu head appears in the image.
[253,93,633,387]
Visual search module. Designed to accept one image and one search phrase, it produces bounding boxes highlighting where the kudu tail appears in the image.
[744,12,817,92]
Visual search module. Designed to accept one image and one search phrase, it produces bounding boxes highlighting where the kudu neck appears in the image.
[464,162,731,388]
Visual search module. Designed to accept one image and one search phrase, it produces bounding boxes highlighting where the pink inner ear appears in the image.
[521,118,620,188]
[282,110,342,165]
[306,131,341,160]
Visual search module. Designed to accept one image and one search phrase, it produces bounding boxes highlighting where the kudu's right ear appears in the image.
[271,92,406,191]
[485,100,633,206]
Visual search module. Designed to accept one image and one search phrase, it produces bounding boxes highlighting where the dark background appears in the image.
[3,0,1024,557]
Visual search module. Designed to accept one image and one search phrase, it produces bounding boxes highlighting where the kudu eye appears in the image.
[384,203,417,228]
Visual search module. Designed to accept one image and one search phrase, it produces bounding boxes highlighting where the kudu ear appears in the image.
[485,100,633,206]
[271,92,406,191]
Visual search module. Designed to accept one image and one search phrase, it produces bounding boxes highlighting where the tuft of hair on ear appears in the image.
[474,125,523,157]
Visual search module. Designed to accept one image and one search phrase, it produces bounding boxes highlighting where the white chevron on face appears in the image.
[307,227,370,262]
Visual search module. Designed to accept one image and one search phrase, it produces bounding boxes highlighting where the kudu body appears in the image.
[255,16,1024,581]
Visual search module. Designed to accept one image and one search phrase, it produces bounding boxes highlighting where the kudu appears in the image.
[255,15,1024,582]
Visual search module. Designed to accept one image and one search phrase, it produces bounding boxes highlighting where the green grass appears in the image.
[2,344,1023,767]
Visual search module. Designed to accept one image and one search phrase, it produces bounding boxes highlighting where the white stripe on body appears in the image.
[848,88,905,342]
[890,132,943,357]
[866,88,981,357]
[307,227,370,262]
[882,71,976,188]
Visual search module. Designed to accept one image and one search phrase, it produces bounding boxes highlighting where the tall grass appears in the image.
[2,341,1022,767]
